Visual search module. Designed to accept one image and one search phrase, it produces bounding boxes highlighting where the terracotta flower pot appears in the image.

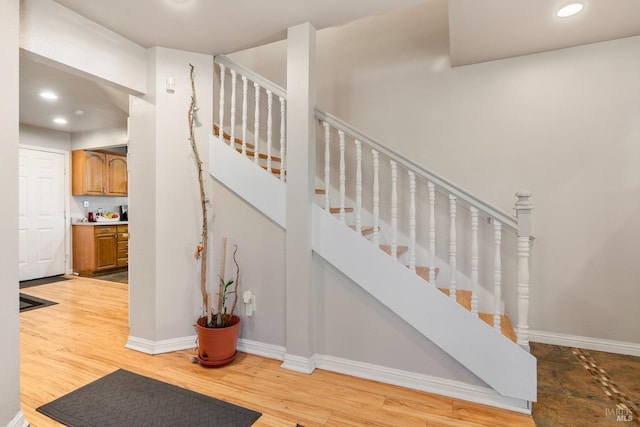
[196,315,240,368]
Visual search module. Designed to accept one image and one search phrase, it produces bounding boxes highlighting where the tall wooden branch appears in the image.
[229,244,240,317]
[188,63,209,310]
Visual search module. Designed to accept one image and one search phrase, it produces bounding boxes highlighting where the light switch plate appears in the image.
[83,200,89,208]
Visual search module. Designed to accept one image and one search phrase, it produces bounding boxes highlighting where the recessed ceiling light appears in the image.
[39,91,59,100]
[53,117,67,125]
[557,3,584,18]
[74,109,85,116]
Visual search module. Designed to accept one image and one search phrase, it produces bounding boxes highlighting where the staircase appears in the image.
[211,55,536,410]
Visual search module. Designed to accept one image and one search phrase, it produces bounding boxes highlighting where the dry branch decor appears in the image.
[188,63,241,328]
[188,63,241,367]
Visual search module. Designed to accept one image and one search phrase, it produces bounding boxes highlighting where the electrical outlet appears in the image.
[83,200,89,208]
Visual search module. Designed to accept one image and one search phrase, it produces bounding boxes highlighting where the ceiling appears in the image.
[20,0,640,134]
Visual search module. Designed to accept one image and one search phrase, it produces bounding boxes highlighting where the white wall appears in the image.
[128,47,214,347]
[0,0,25,425]
[229,1,640,345]
[20,0,147,94]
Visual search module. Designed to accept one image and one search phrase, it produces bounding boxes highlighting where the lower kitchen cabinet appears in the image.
[73,224,128,276]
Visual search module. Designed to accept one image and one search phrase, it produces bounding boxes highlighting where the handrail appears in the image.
[215,55,287,100]
[315,110,518,230]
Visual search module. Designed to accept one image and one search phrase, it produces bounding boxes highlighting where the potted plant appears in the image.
[187,64,241,367]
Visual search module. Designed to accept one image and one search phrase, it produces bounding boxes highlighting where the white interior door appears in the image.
[18,148,66,281]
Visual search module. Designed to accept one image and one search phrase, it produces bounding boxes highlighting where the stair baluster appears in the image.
[230,70,237,148]
[428,182,436,283]
[218,63,226,143]
[449,195,457,301]
[408,171,416,272]
[241,76,248,155]
[355,140,362,233]
[253,83,261,164]
[515,191,533,349]
[471,207,479,317]
[493,220,502,330]
[372,149,380,246]
[323,121,331,210]
[339,130,346,223]
[279,96,286,181]
[390,160,398,258]
[266,90,273,173]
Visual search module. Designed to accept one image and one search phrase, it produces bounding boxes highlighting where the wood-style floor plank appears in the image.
[19,277,534,426]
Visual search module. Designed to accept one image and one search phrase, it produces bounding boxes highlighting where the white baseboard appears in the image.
[235,338,531,414]
[529,330,640,357]
[237,338,286,361]
[281,353,316,374]
[8,411,28,427]
[314,354,531,414]
[125,335,196,355]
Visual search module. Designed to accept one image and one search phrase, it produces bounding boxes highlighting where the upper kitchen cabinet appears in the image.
[72,150,128,196]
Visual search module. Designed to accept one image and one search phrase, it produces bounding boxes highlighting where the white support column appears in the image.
[493,220,502,331]
[283,22,316,374]
[470,207,479,317]
[355,140,362,234]
[253,82,261,164]
[339,130,346,223]
[390,160,398,258]
[323,121,331,210]
[448,195,457,301]
[279,96,286,181]
[372,149,380,246]
[408,171,416,272]
[241,76,248,155]
[515,191,533,350]
[218,63,226,142]
[428,182,436,283]
[229,69,237,147]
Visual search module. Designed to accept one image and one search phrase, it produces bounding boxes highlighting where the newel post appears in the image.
[514,191,533,350]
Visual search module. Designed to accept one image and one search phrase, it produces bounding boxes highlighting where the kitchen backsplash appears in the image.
[71,196,128,222]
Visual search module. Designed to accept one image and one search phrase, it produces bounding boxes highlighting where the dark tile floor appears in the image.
[532,342,640,426]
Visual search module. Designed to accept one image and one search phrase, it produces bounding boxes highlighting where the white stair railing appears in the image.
[213,55,534,349]
[215,56,287,181]
[315,110,534,348]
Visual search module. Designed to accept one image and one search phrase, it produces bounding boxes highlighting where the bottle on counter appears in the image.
[88,211,94,222]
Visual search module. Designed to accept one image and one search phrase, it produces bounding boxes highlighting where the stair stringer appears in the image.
[311,204,536,402]
[210,135,286,228]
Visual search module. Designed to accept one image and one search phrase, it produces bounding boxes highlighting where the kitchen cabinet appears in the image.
[72,150,128,196]
[72,224,129,276]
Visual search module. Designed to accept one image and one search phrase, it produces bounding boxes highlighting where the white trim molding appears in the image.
[529,330,640,357]
[281,353,316,374]
[237,338,286,361]
[8,411,28,427]
[125,335,196,355]
[314,354,532,414]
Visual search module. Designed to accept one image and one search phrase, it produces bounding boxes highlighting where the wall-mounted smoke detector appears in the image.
[556,3,584,18]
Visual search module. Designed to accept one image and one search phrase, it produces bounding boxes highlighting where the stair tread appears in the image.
[438,287,472,311]
[379,245,408,257]
[236,148,282,163]
[315,188,326,194]
[213,124,256,150]
[415,266,440,283]
[260,165,285,176]
[349,225,376,236]
[479,313,517,343]
[328,207,354,214]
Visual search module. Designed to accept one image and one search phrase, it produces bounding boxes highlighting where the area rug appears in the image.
[19,274,69,289]
[19,293,57,312]
[37,369,261,427]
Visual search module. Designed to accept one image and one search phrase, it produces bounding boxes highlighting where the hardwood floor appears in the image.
[19,277,534,426]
